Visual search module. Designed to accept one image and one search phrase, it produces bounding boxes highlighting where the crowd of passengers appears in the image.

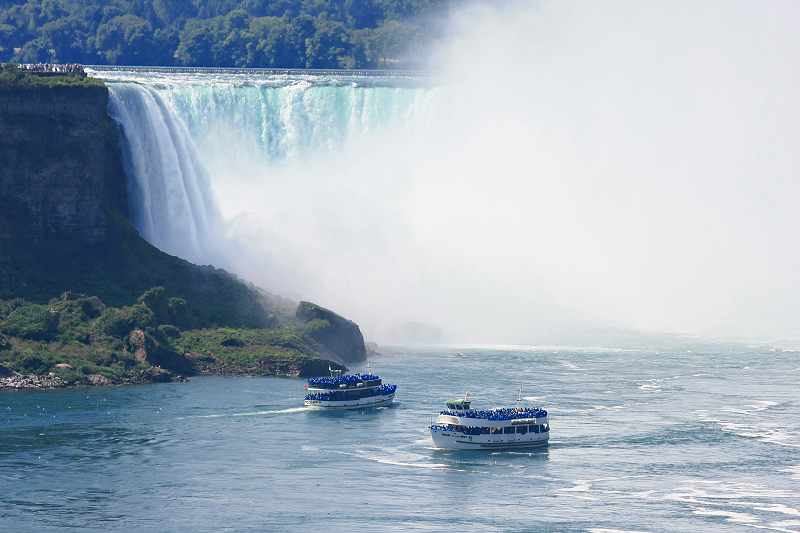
[440,407,547,420]
[2,62,85,73]
[305,384,396,401]
[307,373,380,387]
[432,423,549,435]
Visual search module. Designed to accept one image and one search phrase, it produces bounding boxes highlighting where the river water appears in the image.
[1,345,798,532]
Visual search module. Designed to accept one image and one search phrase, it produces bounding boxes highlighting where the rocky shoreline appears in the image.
[0,355,347,390]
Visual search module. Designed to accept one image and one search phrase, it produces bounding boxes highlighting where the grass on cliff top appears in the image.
[0,63,104,90]
[178,328,325,370]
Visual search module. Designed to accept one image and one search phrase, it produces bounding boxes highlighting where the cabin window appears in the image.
[503,427,514,434]
[447,404,455,409]
[516,425,527,434]
[480,427,490,434]
[530,425,539,433]
[491,427,503,434]
[542,424,549,432]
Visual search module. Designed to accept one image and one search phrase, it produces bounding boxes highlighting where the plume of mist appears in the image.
[200,0,800,345]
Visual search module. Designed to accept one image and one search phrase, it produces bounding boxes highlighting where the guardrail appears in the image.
[86,65,434,77]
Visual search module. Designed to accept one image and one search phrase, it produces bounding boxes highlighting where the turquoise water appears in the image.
[2,345,799,531]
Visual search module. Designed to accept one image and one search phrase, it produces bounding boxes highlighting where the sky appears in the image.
[204,0,800,345]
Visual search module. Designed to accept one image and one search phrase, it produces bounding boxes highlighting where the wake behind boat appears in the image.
[430,393,549,450]
[304,368,397,409]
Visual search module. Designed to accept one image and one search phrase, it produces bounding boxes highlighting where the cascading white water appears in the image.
[106,74,431,269]
[107,82,221,264]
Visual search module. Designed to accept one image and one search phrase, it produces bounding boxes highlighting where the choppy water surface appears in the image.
[1,345,798,531]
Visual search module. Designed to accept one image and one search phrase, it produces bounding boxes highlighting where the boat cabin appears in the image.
[445,399,472,412]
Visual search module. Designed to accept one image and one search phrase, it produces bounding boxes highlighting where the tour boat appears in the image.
[429,392,549,450]
[304,368,396,409]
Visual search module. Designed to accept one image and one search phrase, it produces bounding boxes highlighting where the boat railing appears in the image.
[307,374,381,388]
[439,407,547,421]
[305,384,396,402]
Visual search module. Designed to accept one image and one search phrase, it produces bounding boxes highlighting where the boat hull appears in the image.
[304,393,395,410]
[430,428,549,450]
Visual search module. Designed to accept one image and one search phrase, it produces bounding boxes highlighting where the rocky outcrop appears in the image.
[296,301,367,363]
[139,366,174,383]
[0,373,68,389]
[86,374,113,386]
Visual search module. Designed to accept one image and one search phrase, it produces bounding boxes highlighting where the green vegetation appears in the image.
[0,288,342,383]
[0,0,451,68]
[179,327,330,372]
[0,61,104,89]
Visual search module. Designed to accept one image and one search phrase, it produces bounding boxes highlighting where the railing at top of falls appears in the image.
[86,66,436,77]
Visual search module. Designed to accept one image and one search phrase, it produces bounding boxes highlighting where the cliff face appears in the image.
[0,86,112,245]
[296,301,367,363]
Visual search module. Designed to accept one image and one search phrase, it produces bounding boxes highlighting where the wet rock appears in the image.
[140,366,173,383]
[87,374,112,386]
[0,374,68,389]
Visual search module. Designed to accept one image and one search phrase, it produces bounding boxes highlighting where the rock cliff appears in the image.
[0,85,113,245]
[296,301,367,363]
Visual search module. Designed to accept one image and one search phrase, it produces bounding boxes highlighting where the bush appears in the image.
[159,324,180,340]
[1,304,59,341]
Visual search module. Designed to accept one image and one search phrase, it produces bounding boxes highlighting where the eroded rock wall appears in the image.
[0,86,110,245]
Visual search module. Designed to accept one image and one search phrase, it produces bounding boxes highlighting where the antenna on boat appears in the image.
[367,363,371,375]
[517,387,522,410]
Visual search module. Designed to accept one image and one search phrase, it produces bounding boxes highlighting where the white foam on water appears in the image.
[780,465,800,479]
[559,481,592,492]
[752,504,800,516]
[353,449,452,470]
[184,406,307,419]
[699,415,800,448]
[588,529,653,533]
[691,507,760,523]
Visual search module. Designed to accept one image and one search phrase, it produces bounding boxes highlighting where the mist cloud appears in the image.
[204,0,800,344]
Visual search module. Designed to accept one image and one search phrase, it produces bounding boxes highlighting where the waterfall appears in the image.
[107,83,220,264]
[105,74,431,268]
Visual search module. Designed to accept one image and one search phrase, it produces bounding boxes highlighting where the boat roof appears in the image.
[446,399,471,405]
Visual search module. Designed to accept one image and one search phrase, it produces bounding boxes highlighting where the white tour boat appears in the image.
[430,393,549,450]
[304,368,397,409]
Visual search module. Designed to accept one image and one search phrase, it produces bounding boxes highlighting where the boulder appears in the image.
[55,363,74,370]
[129,329,148,363]
[140,366,172,383]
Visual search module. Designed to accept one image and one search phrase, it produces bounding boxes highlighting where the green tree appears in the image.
[304,12,348,68]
